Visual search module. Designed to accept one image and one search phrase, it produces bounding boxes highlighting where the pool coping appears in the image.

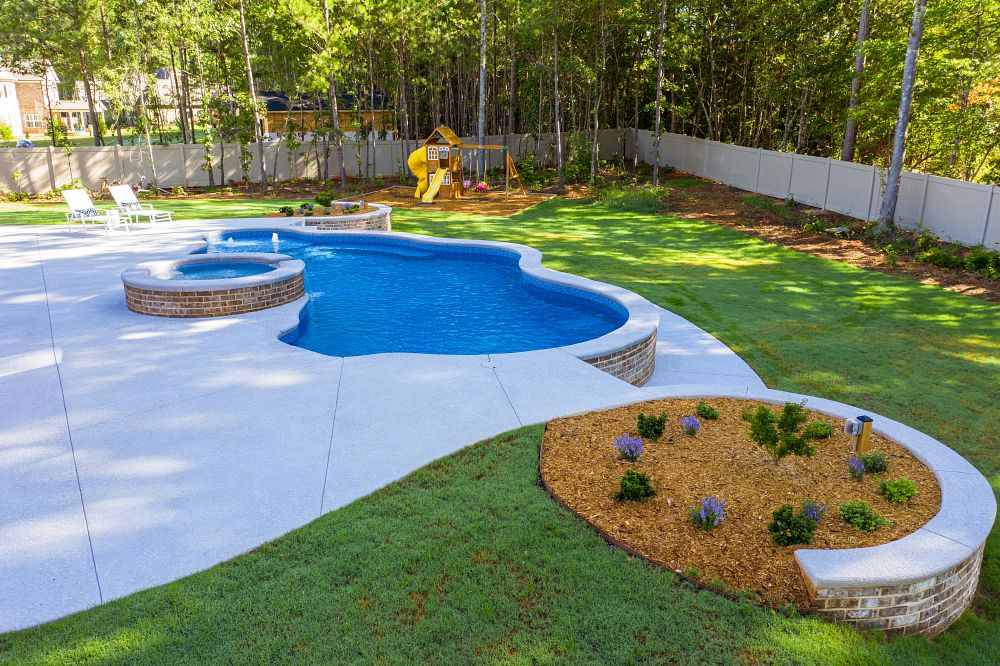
[189,227,663,375]
[121,253,305,293]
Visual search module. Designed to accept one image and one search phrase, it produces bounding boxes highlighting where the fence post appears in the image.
[115,145,125,182]
[787,153,795,199]
[45,146,56,191]
[918,172,930,227]
[179,144,189,187]
[702,138,709,177]
[866,166,878,220]
[981,185,996,246]
[754,148,762,193]
[822,157,832,210]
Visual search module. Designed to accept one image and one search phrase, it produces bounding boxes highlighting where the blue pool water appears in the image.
[205,231,627,356]
[168,262,275,280]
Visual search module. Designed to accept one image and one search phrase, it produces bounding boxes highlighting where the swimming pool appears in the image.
[164,262,277,280]
[205,230,629,357]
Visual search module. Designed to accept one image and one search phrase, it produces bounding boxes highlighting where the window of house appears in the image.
[443,172,451,185]
[25,114,43,128]
[427,146,439,161]
[439,146,450,160]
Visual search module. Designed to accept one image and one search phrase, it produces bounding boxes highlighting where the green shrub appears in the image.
[314,191,334,207]
[741,402,827,462]
[879,478,917,504]
[278,205,295,216]
[803,421,833,439]
[965,247,999,280]
[768,504,818,546]
[917,247,963,269]
[858,451,888,474]
[695,402,719,420]
[170,185,187,197]
[616,470,655,501]
[596,185,668,214]
[839,501,887,531]
[636,412,667,440]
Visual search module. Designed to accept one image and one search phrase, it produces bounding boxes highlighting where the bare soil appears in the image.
[540,398,940,607]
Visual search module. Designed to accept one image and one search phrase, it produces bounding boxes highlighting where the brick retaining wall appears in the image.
[805,545,984,637]
[125,274,304,318]
[582,330,656,386]
[303,209,391,231]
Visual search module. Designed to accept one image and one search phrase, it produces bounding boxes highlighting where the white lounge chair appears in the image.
[63,189,127,234]
[109,184,173,225]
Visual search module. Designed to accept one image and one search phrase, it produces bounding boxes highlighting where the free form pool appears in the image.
[205,231,628,356]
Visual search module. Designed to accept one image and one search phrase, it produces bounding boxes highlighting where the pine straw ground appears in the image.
[540,398,941,608]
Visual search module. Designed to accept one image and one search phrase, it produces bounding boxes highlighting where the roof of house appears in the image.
[258,91,389,113]
[423,126,463,147]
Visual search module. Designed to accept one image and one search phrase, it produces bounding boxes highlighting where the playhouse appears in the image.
[407,125,525,203]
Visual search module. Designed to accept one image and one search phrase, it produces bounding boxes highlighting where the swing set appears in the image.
[406,125,526,204]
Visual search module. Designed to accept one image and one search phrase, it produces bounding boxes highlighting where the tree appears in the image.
[841,0,872,161]
[878,0,929,231]
[651,0,665,186]
[236,0,268,191]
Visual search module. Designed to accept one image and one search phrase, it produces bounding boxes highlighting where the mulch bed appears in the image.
[540,398,941,607]
[359,186,553,217]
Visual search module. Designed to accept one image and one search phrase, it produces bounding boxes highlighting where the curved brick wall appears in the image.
[125,274,304,317]
[806,545,984,637]
[582,329,656,386]
[122,254,305,318]
[302,203,391,231]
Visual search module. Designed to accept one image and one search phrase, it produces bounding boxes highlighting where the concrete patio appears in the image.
[0,220,763,632]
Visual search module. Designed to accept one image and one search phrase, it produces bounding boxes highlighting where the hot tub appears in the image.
[122,253,305,317]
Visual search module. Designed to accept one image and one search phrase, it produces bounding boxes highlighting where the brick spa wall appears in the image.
[301,203,391,231]
[805,545,984,638]
[122,253,304,318]
[582,329,656,386]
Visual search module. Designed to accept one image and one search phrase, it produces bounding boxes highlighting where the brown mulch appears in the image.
[540,398,941,607]
[659,171,999,303]
[359,186,553,217]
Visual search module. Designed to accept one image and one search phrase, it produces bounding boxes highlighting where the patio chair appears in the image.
[63,189,127,235]
[109,184,173,225]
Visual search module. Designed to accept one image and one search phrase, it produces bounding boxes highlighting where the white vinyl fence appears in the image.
[633,129,999,249]
[0,129,627,196]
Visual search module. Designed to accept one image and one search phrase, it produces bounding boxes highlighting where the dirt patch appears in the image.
[360,186,553,217]
[659,171,999,302]
[540,398,941,607]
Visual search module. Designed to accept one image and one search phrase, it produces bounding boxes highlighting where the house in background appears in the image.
[259,91,394,139]
[0,65,108,137]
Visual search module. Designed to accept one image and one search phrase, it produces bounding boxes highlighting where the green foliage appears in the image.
[879,477,917,504]
[562,137,593,185]
[314,191,334,207]
[965,247,1000,280]
[917,247,964,270]
[767,504,818,546]
[741,402,826,462]
[278,205,295,216]
[839,501,887,532]
[595,184,668,214]
[859,451,888,474]
[616,470,655,501]
[802,421,833,439]
[515,152,544,190]
[170,185,187,197]
[0,122,12,141]
[636,412,667,440]
[695,402,719,420]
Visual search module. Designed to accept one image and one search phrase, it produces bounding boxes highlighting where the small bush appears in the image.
[689,496,726,531]
[170,185,187,197]
[680,415,701,436]
[801,500,827,523]
[839,501,887,531]
[859,451,888,474]
[278,205,295,216]
[768,504,818,546]
[848,456,865,481]
[880,477,917,504]
[803,421,833,439]
[917,247,963,269]
[965,247,999,280]
[314,191,333,207]
[613,433,644,461]
[616,470,655,501]
[741,402,826,462]
[596,185,668,214]
[695,402,719,420]
[636,412,667,440]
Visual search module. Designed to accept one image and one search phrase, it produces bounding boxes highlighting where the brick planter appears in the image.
[582,329,656,386]
[122,253,305,318]
[298,202,391,231]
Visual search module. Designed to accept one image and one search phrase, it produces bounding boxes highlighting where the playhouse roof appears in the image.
[423,126,463,147]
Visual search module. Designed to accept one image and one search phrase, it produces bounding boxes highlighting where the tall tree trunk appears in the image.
[877,0,928,230]
[631,30,641,176]
[589,6,605,185]
[78,49,104,146]
[236,0,268,191]
[553,28,563,187]
[477,0,488,177]
[169,43,188,143]
[652,0,666,186]
[841,0,871,162]
[796,85,810,153]
[368,33,377,179]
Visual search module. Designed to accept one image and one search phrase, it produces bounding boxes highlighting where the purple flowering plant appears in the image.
[849,457,865,481]
[801,500,827,523]
[690,496,726,531]
[614,433,644,461]
[680,415,701,436]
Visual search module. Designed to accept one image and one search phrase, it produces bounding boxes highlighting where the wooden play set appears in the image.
[407,125,526,203]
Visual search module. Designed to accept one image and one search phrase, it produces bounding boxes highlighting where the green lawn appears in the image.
[0,196,997,664]
[0,198,306,225]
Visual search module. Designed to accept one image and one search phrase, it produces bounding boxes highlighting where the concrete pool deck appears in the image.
[0,220,763,632]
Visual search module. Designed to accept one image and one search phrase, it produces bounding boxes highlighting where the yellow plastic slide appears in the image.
[422,168,447,203]
[407,147,429,199]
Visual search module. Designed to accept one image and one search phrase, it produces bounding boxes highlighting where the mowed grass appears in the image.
[0,195,998,664]
[0,197,306,225]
